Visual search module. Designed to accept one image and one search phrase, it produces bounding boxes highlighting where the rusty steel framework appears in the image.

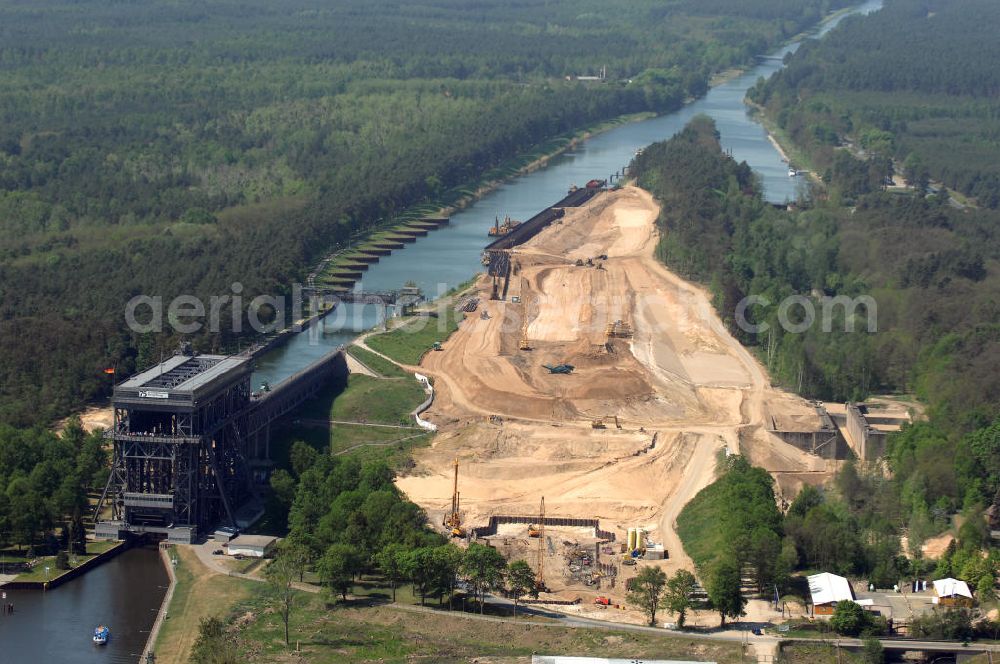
[95,350,347,542]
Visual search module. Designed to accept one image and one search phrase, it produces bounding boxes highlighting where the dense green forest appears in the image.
[0,0,854,426]
[636,118,999,590]
[0,417,106,553]
[748,0,1000,207]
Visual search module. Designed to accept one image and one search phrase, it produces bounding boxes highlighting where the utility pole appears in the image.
[536,497,546,591]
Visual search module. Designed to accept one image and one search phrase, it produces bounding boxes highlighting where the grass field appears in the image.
[780,642,864,664]
[331,375,427,425]
[279,416,431,465]
[292,375,425,425]
[12,539,121,582]
[161,548,743,664]
[230,593,744,664]
[347,345,410,378]
[329,426,431,459]
[270,371,432,471]
[366,310,463,366]
[154,546,256,664]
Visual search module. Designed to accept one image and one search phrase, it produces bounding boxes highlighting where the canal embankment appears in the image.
[0,539,128,591]
[140,543,177,664]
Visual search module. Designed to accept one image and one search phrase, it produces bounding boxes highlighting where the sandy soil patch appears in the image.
[56,404,113,433]
[921,532,955,559]
[396,186,832,621]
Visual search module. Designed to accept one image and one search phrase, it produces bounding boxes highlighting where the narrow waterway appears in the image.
[0,545,168,663]
[253,0,883,389]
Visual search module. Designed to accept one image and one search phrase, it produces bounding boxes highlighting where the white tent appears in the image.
[808,572,854,606]
[933,578,972,599]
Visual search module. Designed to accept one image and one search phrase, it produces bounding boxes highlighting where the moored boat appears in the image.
[487,215,521,237]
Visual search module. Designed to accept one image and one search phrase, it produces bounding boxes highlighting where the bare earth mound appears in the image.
[396,186,828,607]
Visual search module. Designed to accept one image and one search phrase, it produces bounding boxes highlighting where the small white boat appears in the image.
[93,625,109,645]
[788,168,798,177]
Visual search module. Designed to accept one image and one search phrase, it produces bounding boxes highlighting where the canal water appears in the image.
[0,545,168,663]
[253,0,883,389]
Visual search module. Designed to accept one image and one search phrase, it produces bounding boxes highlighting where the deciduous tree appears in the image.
[663,569,698,627]
[317,543,361,602]
[706,556,745,627]
[265,548,307,646]
[461,542,507,614]
[505,559,538,618]
[627,566,669,626]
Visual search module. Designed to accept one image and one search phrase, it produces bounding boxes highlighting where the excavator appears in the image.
[443,458,465,538]
[591,415,622,430]
[605,319,633,339]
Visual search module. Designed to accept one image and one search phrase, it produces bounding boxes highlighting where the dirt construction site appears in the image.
[395,186,833,620]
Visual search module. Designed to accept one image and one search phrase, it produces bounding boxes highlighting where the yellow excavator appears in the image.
[444,458,465,537]
[591,415,622,429]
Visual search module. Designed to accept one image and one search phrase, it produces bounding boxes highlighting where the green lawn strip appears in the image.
[287,375,424,425]
[366,310,463,366]
[154,546,255,664]
[346,345,410,378]
[329,423,427,454]
[748,103,820,177]
[270,371,430,468]
[328,375,426,425]
[282,423,431,466]
[13,540,122,581]
[779,642,864,664]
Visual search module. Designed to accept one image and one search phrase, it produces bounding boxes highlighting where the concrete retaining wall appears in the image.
[0,540,128,591]
[768,404,848,459]
[472,515,616,541]
[846,403,889,460]
[141,543,177,663]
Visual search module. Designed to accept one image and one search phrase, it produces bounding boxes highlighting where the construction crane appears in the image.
[519,277,531,351]
[443,458,464,537]
[535,496,546,591]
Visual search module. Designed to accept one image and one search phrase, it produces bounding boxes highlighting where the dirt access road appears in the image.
[396,186,826,590]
